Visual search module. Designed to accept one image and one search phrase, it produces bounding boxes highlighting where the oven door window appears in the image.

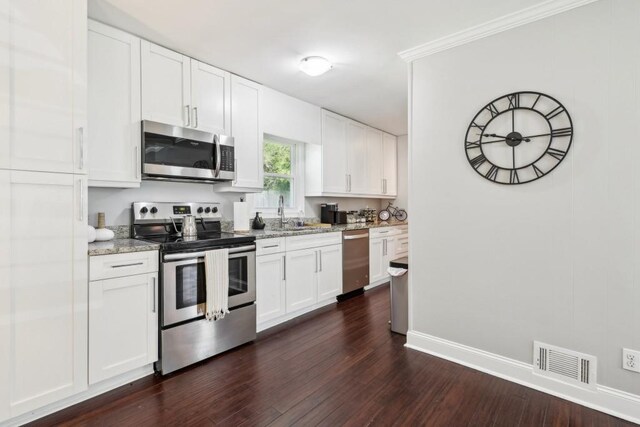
[229,256,249,297]
[145,132,214,170]
[175,262,206,309]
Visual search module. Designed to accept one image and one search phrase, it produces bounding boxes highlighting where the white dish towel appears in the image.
[204,248,230,321]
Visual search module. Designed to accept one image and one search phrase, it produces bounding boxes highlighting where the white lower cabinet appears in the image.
[88,251,159,385]
[285,248,318,312]
[0,171,88,421]
[369,226,408,286]
[317,244,343,302]
[256,252,286,324]
[89,272,158,384]
[256,234,342,331]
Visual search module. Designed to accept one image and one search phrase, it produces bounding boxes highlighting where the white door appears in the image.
[88,21,141,187]
[141,40,191,127]
[190,60,230,134]
[383,132,398,196]
[346,120,368,194]
[1,0,85,174]
[366,127,384,195]
[89,273,158,384]
[285,248,318,312]
[256,253,286,324]
[0,171,87,419]
[317,244,343,302]
[369,238,386,283]
[229,75,263,189]
[321,110,348,194]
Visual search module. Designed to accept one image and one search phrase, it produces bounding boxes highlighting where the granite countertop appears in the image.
[88,239,160,256]
[237,220,408,240]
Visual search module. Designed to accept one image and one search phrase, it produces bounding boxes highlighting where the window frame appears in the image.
[252,135,305,218]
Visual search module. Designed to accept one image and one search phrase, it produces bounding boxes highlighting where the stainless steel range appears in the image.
[132,201,256,375]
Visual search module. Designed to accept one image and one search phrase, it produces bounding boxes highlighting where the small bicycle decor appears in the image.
[378,202,407,222]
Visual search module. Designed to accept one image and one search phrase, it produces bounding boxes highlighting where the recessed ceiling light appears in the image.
[299,56,333,76]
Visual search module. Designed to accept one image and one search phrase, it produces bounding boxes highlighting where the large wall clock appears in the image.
[464,91,573,184]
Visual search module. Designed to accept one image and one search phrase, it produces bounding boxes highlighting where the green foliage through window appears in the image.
[256,140,295,208]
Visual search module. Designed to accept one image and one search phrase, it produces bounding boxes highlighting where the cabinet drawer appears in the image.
[396,236,409,256]
[90,251,159,281]
[286,232,342,251]
[370,225,407,239]
[256,238,286,256]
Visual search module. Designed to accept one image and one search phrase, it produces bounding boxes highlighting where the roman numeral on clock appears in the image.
[470,121,486,131]
[486,103,500,117]
[547,147,566,160]
[508,94,520,109]
[545,106,565,120]
[465,140,480,149]
[485,165,499,181]
[509,169,520,184]
[533,164,544,178]
[551,127,572,138]
[470,153,487,169]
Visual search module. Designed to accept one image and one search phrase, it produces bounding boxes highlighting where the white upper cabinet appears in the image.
[88,20,141,188]
[0,0,86,174]
[382,132,398,196]
[306,109,397,198]
[366,127,384,195]
[0,171,88,420]
[141,40,231,135]
[262,87,321,145]
[219,74,263,191]
[141,40,191,127]
[190,60,231,134]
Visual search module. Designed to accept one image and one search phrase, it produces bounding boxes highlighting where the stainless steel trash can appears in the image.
[388,257,408,335]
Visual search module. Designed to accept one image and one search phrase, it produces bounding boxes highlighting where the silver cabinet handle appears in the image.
[78,127,85,170]
[346,174,349,192]
[262,244,279,249]
[185,105,191,127]
[383,178,387,194]
[315,251,318,273]
[233,159,238,184]
[111,262,144,268]
[152,276,156,313]
[319,250,322,272]
[282,255,286,281]
[349,174,352,192]
[378,230,389,234]
[193,107,198,128]
[383,239,387,256]
[135,146,140,179]
[77,179,84,221]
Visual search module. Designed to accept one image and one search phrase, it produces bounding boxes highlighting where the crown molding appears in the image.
[398,0,599,62]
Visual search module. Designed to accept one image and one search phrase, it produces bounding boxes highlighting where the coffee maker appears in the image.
[321,203,347,225]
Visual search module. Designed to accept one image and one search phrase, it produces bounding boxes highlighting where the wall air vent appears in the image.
[533,341,597,390]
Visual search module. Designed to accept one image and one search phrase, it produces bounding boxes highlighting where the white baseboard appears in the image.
[364,279,389,291]
[406,331,640,424]
[257,298,336,332]
[1,365,154,427]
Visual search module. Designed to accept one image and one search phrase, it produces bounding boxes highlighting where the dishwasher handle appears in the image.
[343,234,368,240]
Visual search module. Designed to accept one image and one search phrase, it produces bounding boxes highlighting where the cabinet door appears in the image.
[1,0,84,174]
[346,120,368,194]
[0,171,87,419]
[256,253,286,324]
[230,75,263,189]
[321,110,348,193]
[191,60,230,134]
[369,238,386,283]
[382,132,398,196]
[285,248,317,312]
[88,21,141,187]
[366,127,384,195]
[141,40,191,127]
[317,244,342,302]
[89,273,158,384]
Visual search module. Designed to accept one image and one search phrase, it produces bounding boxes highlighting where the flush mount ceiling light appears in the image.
[299,56,333,76]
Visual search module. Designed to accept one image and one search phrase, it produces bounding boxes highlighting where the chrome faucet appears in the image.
[278,194,285,228]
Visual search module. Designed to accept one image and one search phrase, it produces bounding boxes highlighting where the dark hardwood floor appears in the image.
[32,285,634,427]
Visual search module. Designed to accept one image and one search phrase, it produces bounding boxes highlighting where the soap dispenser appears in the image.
[252,212,266,230]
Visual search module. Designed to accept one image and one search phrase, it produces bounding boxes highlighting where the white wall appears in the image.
[410,0,640,397]
[394,134,408,210]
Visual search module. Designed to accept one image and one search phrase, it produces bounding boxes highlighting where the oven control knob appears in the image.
[205,207,211,214]
[150,207,158,214]
[197,207,204,214]
[212,207,218,213]
[140,207,148,214]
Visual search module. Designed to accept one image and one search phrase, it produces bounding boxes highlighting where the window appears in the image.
[254,137,304,214]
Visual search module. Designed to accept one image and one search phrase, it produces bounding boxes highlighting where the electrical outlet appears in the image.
[623,348,640,373]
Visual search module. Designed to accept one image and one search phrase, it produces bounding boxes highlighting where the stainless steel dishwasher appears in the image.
[342,229,370,295]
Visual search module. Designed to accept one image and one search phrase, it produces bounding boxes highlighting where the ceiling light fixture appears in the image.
[299,56,333,76]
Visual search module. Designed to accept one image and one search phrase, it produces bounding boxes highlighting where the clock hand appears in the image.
[522,132,552,139]
[483,133,531,142]
[512,146,515,169]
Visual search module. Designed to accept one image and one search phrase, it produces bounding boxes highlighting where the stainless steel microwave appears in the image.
[142,120,235,183]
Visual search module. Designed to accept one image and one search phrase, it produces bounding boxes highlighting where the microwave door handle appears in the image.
[214,134,221,178]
